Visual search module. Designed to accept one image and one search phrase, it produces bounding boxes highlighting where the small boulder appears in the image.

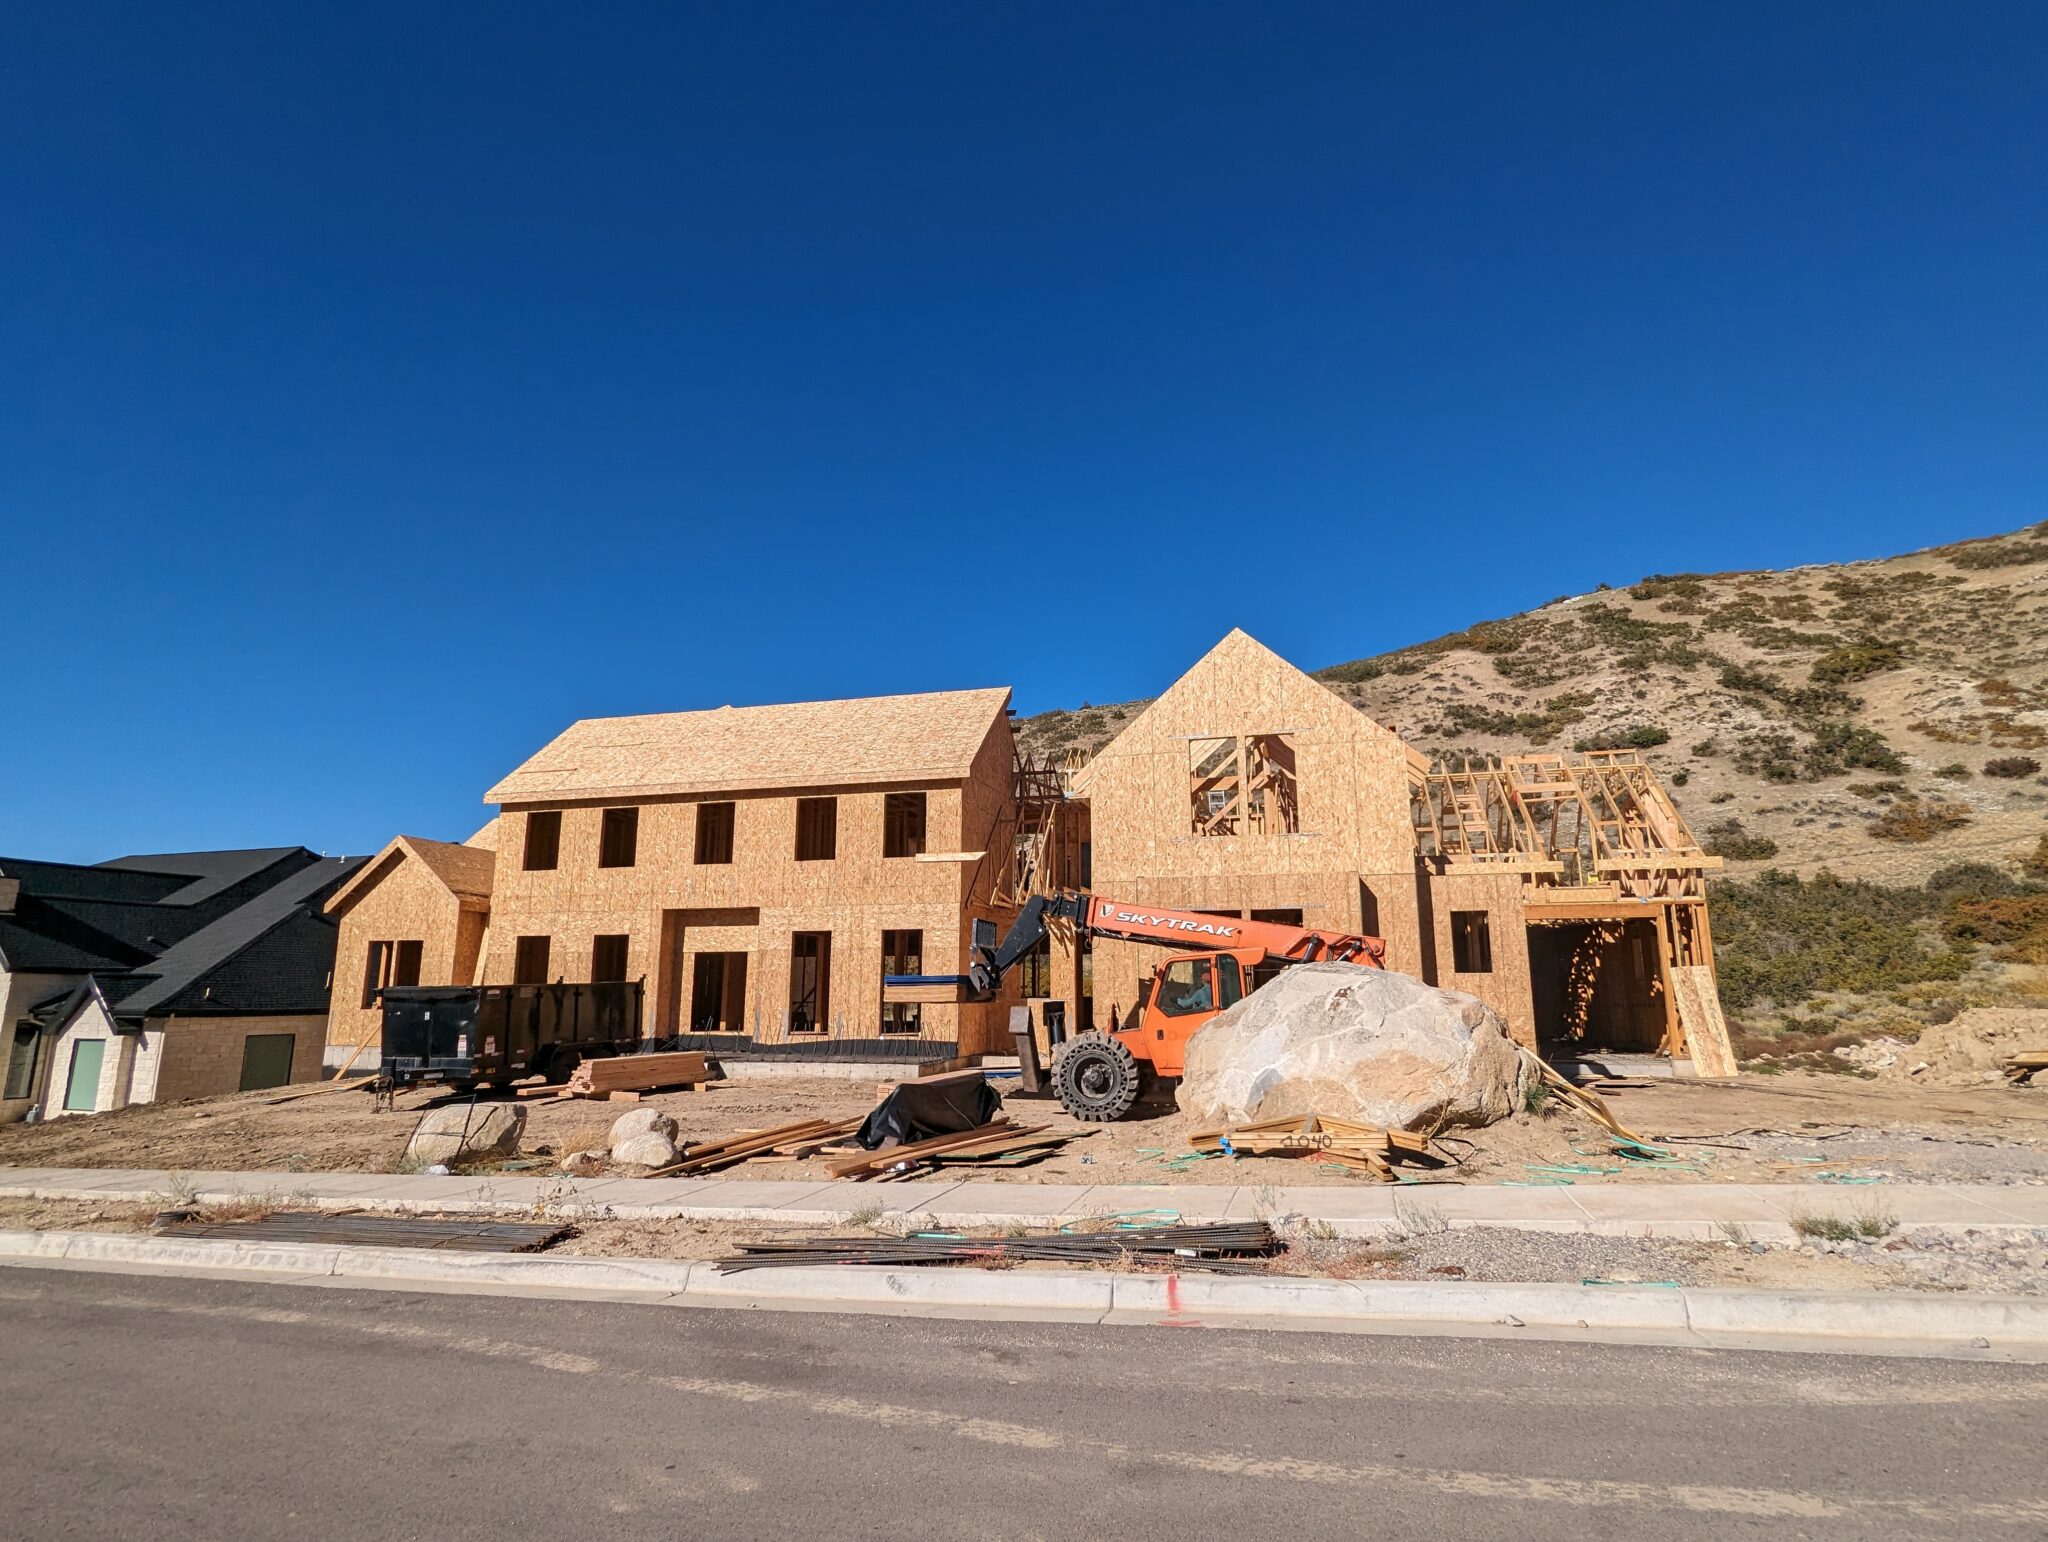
[610,1132,678,1169]
[404,1103,526,1166]
[558,1149,607,1178]
[1176,961,1528,1131]
[609,1107,679,1149]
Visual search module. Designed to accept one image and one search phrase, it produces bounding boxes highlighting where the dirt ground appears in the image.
[1,1067,2044,1188]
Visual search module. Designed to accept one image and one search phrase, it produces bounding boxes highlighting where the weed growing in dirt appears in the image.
[1792,1207,1897,1242]
[842,1199,885,1229]
[1522,1083,1554,1116]
[157,1172,197,1208]
[1398,1201,1449,1238]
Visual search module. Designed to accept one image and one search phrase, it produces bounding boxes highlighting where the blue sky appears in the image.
[4,2,2044,862]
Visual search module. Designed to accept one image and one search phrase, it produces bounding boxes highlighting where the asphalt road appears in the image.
[4,1268,2046,1540]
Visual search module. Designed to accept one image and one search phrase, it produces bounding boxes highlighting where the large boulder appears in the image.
[611,1132,678,1168]
[1176,962,1528,1131]
[404,1104,526,1166]
[609,1107,679,1149]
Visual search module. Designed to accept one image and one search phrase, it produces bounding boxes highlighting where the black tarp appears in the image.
[856,1074,1003,1149]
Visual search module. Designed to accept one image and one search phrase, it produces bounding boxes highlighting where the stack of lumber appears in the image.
[1187,1113,1445,1181]
[2004,1050,2048,1085]
[642,1115,864,1177]
[565,1052,710,1101]
[827,1120,1063,1181]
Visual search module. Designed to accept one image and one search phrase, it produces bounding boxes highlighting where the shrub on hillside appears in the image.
[1804,722,1906,776]
[1983,756,2042,779]
[1709,869,1966,1010]
[2025,835,2048,880]
[1703,819,1778,862]
[1946,538,2048,571]
[1575,723,1670,751]
[1871,797,1972,843]
[1809,640,1905,685]
[1944,896,2048,966]
[1934,763,1973,780]
[1318,659,1383,684]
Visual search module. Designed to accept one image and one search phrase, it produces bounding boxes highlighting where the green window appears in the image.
[238,1034,296,1092]
[62,1039,105,1112]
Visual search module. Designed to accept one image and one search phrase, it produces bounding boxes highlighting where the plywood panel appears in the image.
[1428,870,1536,1047]
[1673,964,1738,1078]
[486,688,1011,803]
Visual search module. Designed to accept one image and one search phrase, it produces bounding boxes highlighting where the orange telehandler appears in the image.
[965,892,1385,1121]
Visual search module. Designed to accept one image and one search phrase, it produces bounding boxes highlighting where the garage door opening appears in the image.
[1528,918,1669,1056]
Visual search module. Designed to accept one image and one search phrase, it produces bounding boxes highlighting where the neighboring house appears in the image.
[0,847,365,1119]
[321,831,496,1070]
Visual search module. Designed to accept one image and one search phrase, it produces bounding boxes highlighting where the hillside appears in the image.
[1018,522,2048,1046]
[1021,521,2048,884]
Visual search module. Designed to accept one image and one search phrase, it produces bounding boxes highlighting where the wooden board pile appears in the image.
[2005,1050,2048,1086]
[1187,1113,1444,1181]
[516,1051,712,1104]
[829,1120,1083,1181]
[644,1116,865,1176]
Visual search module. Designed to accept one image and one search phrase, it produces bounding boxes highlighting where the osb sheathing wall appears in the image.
[483,704,1024,1056]
[1080,630,1430,1028]
[325,854,471,1054]
[1427,870,1536,1047]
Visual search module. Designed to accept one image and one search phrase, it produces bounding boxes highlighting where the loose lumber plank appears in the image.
[827,1120,1016,1179]
[264,1075,374,1105]
[1527,1054,1651,1145]
[641,1117,849,1178]
[874,1066,988,1099]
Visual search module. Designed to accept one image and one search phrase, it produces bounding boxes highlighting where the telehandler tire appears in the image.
[1053,1034,1143,1122]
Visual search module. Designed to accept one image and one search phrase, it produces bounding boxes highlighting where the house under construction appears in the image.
[325,629,1733,1075]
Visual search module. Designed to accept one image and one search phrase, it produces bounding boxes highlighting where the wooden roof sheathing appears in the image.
[324,835,495,918]
[485,687,1013,806]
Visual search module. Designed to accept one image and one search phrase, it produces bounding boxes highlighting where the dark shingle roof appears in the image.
[105,855,366,1018]
[95,848,310,907]
[2,847,363,1021]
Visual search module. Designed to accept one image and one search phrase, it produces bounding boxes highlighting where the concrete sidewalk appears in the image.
[4,1164,2047,1241]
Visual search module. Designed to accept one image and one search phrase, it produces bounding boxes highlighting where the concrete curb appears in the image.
[3,1228,2044,1359]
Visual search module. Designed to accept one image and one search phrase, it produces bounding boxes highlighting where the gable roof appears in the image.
[104,854,365,1018]
[325,835,494,920]
[0,848,336,973]
[485,686,1014,805]
[1068,629,1418,796]
[1,847,363,1026]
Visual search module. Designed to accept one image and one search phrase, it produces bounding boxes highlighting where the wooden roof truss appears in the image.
[1412,751,1718,899]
